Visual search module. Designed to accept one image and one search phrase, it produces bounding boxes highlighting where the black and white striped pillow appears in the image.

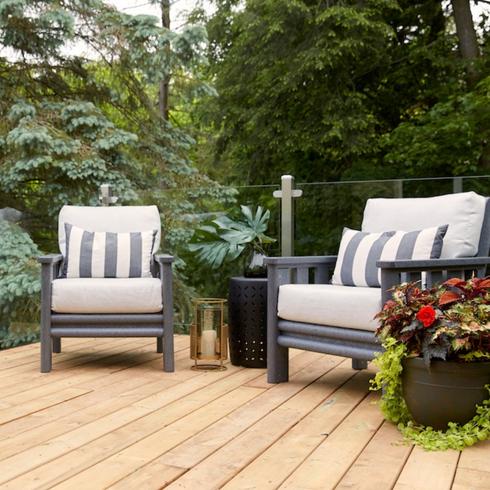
[332,225,448,287]
[63,223,156,278]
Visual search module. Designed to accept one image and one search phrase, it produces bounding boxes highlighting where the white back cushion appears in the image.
[362,192,486,258]
[58,205,161,255]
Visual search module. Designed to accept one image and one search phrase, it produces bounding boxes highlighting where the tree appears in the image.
[0,0,236,243]
[196,0,472,185]
[452,0,479,60]
[158,0,171,120]
[0,0,235,339]
[189,0,490,258]
[451,0,479,83]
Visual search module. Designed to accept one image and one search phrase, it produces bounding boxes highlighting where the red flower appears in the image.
[416,305,437,328]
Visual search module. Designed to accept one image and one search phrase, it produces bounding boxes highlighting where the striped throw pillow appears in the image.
[332,225,448,288]
[63,223,156,278]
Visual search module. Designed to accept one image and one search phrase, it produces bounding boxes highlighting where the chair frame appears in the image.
[38,254,174,373]
[266,198,490,383]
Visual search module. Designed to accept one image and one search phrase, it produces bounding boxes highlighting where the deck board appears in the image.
[0,337,489,489]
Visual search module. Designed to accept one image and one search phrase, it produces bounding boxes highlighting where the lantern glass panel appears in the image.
[191,299,228,369]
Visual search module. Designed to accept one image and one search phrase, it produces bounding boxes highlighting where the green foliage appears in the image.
[371,338,490,451]
[0,0,236,329]
[0,220,40,348]
[376,279,490,365]
[0,0,74,56]
[193,0,487,185]
[189,205,275,269]
[183,0,490,263]
[370,337,410,424]
[384,76,490,176]
[0,0,226,241]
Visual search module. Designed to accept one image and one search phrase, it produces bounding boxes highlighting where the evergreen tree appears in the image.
[0,0,234,340]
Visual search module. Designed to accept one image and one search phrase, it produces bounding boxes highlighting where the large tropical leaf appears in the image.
[188,241,234,269]
[240,205,269,234]
[189,205,275,268]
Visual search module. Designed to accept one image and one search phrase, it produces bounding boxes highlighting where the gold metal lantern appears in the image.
[190,298,228,371]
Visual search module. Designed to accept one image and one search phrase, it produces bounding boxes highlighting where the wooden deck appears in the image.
[0,336,489,489]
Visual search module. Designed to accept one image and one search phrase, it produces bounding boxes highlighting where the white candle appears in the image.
[201,330,217,357]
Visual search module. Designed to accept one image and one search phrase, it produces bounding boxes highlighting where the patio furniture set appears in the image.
[38,191,490,381]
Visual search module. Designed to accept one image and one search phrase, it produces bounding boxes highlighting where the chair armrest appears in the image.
[38,255,63,328]
[264,256,337,267]
[154,254,173,332]
[38,254,63,265]
[154,254,174,265]
[377,257,490,271]
[267,255,338,319]
[38,254,63,283]
[378,256,490,304]
[266,255,337,286]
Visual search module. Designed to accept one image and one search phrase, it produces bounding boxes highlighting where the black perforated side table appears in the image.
[228,276,267,368]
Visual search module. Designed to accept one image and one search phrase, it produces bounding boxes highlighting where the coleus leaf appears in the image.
[443,278,466,288]
[478,278,490,289]
[439,291,461,307]
[400,319,420,333]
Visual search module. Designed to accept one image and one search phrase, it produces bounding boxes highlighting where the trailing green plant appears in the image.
[370,278,490,450]
[188,205,275,274]
[371,339,490,451]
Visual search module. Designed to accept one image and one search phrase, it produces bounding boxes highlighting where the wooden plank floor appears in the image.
[0,337,489,489]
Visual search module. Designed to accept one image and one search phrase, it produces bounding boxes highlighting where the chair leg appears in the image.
[53,337,61,354]
[162,309,174,372]
[163,330,174,372]
[41,334,52,373]
[40,265,53,373]
[267,343,289,383]
[156,337,163,354]
[352,359,368,370]
[161,261,175,372]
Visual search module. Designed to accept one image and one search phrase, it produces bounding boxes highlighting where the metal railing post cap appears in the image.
[273,174,303,256]
[99,183,118,206]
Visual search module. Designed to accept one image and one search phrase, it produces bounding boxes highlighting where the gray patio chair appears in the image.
[38,205,174,373]
[266,191,490,383]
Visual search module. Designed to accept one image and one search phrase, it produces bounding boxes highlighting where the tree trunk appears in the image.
[159,0,170,120]
[451,0,479,83]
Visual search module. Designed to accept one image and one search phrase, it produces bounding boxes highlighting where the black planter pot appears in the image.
[244,251,267,278]
[402,357,490,430]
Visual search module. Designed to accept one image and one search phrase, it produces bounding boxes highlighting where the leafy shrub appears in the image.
[0,220,41,348]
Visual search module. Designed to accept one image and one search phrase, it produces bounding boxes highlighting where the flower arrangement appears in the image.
[376,277,490,365]
[371,277,490,450]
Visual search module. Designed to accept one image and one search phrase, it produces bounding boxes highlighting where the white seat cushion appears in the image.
[277,284,381,331]
[362,191,487,258]
[52,278,163,314]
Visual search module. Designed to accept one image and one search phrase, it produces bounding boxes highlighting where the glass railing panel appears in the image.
[463,176,490,195]
[2,175,488,343]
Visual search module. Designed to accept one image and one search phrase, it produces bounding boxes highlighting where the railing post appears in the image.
[394,180,403,198]
[99,184,118,206]
[453,177,463,193]
[273,175,303,256]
